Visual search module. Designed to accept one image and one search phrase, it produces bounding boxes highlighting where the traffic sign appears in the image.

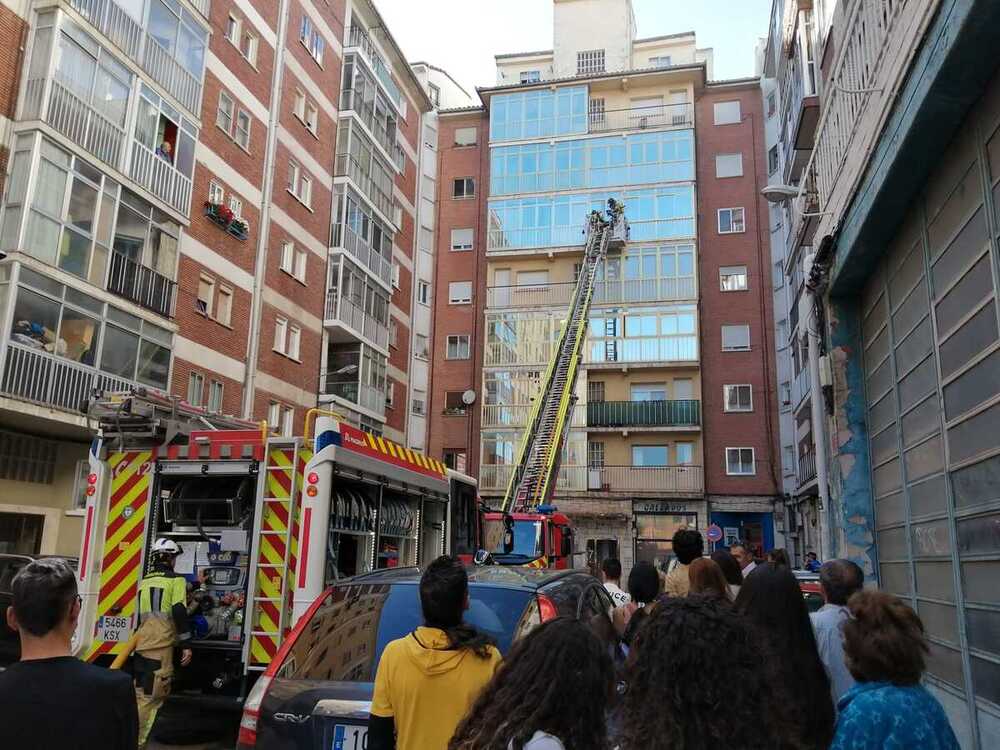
[706,524,724,543]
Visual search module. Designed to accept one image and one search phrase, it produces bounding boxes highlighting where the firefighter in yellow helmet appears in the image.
[134,538,193,749]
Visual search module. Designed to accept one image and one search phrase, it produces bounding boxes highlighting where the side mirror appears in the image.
[561,529,573,558]
[474,549,494,566]
[503,515,514,554]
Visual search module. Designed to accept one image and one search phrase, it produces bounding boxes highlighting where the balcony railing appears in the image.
[584,335,698,365]
[324,289,390,351]
[794,365,811,408]
[345,26,402,110]
[587,399,700,428]
[23,78,127,172]
[487,282,574,309]
[129,140,192,216]
[335,152,395,222]
[797,450,817,486]
[334,225,393,288]
[480,464,586,492]
[1,342,132,414]
[485,340,556,368]
[587,465,703,493]
[321,378,387,418]
[107,252,176,318]
[486,277,698,310]
[188,0,211,19]
[487,218,695,252]
[481,404,586,429]
[68,0,202,114]
[588,103,693,134]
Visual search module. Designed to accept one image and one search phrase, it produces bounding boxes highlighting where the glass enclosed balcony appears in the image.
[341,53,401,170]
[331,186,393,288]
[344,24,402,112]
[335,121,396,223]
[325,256,390,352]
[321,343,387,419]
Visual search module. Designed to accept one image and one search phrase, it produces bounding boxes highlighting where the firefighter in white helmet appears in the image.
[134,538,193,748]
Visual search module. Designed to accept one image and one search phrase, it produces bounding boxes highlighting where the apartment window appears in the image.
[766,91,777,118]
[287,325,301,360]
[450,228,474,251]
[720,266,749,292]
[587,380,605,403]
[453,178,475,198]
[649,55,672,68]
[215,285,233,326]
[412,389,427,416]
[268,401,280,430]
[299,15,324,64]
[187,372,204,407]
[417,281,430,305]
[633,445,668,467]
[718,207,745,234]
[773,261,785,289]
[446,334,471,359]
[674,378,693,399]
[722,324,751,351]
[713,100,742,125]
[588,441,605,468]
[768,145,779,175]
[281,406,294,437]
[444,450,466,471]
[196,275,214,315]
[389,319,399,348]
[715,153,743,178]
[428,83,440,107]
[294,89,306,121]
[70,459,90,509]
[385,381,395,408]
[241,31,258,66]
[208,380,224,412]
[279,242,307,283]
[445,391,467,415]
[449,281,472,304]
[227,196,243,219]
[724,384,753,412]
[631,383,667,401]
[287,161,312,207]
[208,181,224,205]
[519,70,541,83]
[454,128,477,147]
[217,91,234,132]
[415,334,429,359]
[675,442,694,465]
[305,102,319,134]
[726,447,756,475]
[391,262,401,289]
[274,317,288,354]
[225,14,241,44]
[577,49,605,75]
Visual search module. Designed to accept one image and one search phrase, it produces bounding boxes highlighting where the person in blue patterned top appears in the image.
[830,590,960,750]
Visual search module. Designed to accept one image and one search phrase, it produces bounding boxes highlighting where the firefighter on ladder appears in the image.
[133,538,193,748]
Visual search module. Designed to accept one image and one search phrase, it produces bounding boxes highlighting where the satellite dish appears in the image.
[461,389,477,405]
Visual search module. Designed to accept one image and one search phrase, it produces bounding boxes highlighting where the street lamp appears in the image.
[760,184,800,203]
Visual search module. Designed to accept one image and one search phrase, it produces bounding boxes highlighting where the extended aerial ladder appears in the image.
[500,207,628,515]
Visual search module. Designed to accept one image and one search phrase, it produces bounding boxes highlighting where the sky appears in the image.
[374,0,773,96]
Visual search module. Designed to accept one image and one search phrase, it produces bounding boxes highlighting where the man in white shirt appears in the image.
[811,559,864,706]
[731,542,757,577]
[600,558,631,608]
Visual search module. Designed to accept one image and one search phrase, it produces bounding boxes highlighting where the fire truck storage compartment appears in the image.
[376,491,418,570]
[160,474,255,533]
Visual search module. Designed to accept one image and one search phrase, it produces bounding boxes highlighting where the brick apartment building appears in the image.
[0,0,433,556]
[428,0,781,576]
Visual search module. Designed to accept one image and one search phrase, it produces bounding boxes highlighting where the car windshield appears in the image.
[485,519,542,558]
[284,582,533,682]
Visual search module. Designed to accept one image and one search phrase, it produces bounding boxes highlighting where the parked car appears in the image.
[237,565,616,749]
[0,553,79,665]
[793,569,824,612]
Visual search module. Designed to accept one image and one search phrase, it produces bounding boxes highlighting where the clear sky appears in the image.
[374,0,773,96]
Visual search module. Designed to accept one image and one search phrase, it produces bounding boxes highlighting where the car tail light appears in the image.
[237,674,271,748]
[537,594,558,622]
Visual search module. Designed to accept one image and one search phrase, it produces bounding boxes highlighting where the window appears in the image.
[227,196,243,219]
[299,14,324,64]
[675,442,694,465]
[415,334,429,359]
[386,381,395,408]
[299,175,312,207]
[412,389,426,416]
[444,450,466,471]
[281,406,294,437]
[208,181,224,205]
[208,380,224,412]
[722,324,751,351]
[713,100,742,125]
[454,128,477,146]
[445,391,467,415]
[588,441,605,468]
[633,445,668,467]
[447,334,471,359]
[453,178,475,198]
[196,275,214,315]
[389,319,399,348]
[726,447,756,475]
[241,31,258,66]
[631,383,667,401]
[225,14,241,44]
[449,281,472,304]
[287,324,301,360]
[287,161,312,207]
[766,91,777,117]
[215,285,233,326]
[217,91,234,132]
[274,317,288,353]
[718,207,745,234]
[577,49,606,75]
[187,371,204,407]
[490,86,588,142]
[673,378,693,399]
[305,102,319,134]
[450,228,474,251]
[720,265,748,291]
[587,381,605,403]
[428,83,440,107]
[268,401,280,430]
[724,384,753,412]
[773,261,785,289]
[71,459,90,510]
[294,89,306,121]
[417,280,430,305]
[280,241,294,273]
[715,153,743,178]
[649,55,672,68]
[767,145,780,175]
[519,70,541,83]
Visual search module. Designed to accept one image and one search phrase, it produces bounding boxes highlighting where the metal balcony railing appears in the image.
[344,25,402,111]
[484,340,555,368]
[1,342,132,414]
[321,378,387,418]
[487,218,695,252]
[128,140,193,216]
[334,224,393,288]
[68,0,202,114]
[486,282,575,309]
[798,450,817,486]
[188,0,211,19]
[335,152,395,221]
[481,403,586,429]
[587,465,703,493]
[587,399,700,428]
[324,288,390,351]
[479,464,586,492]
[107,252,176,318]
[588,103,693,134]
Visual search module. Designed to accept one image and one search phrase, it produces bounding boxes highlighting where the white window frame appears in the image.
[713,100,742,125]
[519,70,541,83]
[450,228,474,251]
[577,49,606,75]
[305,101,319,135]
[274,316,288,354]
[280,241,295,274]
[726,447,756,476]
[208,181,224,205]
[187,371,205,407]
[412,389,426,416]
[722,324,751,351]
[448,281,472,305]
[196,274,215,316]
[719,265,749,292]
[268,401,281,430]
[446,334,471,360]
[215,284,233,326]
[675,442,694,465]
[454,127,477,146]
[217,91,234,133]
[392,262,401,289]
[386,381,395,408]
[415,334,429,360]
[389,319,399,348]
[293,247,307,283]
[208,380,224,413]
[293,89,306,121]
[225,14,241,45]
[717,207,746,234]
[417,280,431,305]
[241,30,258,67]
[715,153,744,178]
[233,109,250,150]
[287,325,301,360]
[227,195,243,219]
[723,384,753,412]
[649,55,672,68]
[768,145,779,175]
[71,459,90,510]
[281,406,294,437]
[453,177,475,198]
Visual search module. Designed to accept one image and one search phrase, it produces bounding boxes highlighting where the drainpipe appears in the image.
[803,251,830,561]
[242,0,290,418]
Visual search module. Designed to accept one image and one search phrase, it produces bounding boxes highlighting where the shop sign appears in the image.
[633,501,689,514]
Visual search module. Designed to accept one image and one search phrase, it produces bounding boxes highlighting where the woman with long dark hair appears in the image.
[710,549,744,599]
[734,562,835,749]
[449,617,614,750]
[616,595,779,750]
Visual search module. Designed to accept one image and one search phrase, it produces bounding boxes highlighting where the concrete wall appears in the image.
[553,0,633,77]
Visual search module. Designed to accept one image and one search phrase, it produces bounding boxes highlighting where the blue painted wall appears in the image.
[709,511,774,555]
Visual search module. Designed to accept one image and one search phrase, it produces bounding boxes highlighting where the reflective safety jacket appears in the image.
[136,570,191,650]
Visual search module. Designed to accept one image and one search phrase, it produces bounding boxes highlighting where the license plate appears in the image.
[332,724,368,750]
[96,615,132,643]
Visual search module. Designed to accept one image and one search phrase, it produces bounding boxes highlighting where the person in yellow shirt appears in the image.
[368,556,501,750]
[664,528,704,598]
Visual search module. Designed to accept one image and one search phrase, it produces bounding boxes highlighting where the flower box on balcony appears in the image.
[203,201,249,241]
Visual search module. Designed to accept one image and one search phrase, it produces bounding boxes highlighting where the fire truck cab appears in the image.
[482,507,574,570]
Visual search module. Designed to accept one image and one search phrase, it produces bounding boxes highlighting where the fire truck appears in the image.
[74,389,480,698]
[486,208,628,569]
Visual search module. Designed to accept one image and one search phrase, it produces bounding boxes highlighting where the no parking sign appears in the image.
[706,524,724,544]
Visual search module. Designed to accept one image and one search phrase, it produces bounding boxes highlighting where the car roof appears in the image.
[342,565,584,590]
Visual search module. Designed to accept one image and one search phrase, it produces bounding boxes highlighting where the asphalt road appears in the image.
[147,700,239,749]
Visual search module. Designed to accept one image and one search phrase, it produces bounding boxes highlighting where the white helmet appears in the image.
[151,538,182,556]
